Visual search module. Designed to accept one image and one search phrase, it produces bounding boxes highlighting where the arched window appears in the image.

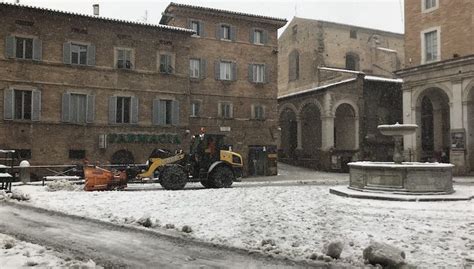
[289,50,299,81]
[345,53,359,71]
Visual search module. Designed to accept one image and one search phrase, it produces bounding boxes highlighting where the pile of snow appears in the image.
[0,190,30,201]
[45,179,81,192]
[15,183,474,268]
[0,233,100,268]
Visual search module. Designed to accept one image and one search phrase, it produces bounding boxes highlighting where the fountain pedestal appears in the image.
[348,123,454,195]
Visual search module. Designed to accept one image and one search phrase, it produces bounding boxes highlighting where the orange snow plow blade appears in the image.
[83,166,127,191]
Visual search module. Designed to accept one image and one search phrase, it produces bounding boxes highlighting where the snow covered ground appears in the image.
[0,233,100,268]
[9,165,474,268]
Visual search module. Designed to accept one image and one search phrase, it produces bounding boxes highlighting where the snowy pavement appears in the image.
[8,163,474,268]
[0,233,99,268]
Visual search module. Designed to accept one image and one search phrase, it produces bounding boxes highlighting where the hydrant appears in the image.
[19,160,30,184]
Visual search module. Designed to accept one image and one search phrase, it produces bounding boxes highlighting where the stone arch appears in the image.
[297,98,323,118]
[331,99,359,118]
[462,78,474,102]
[278,102,298,116]
[299,101,322,156]
[413,83,453,108]
[111,149,135,165]
[415,87,450,162]
[334,102,358,150]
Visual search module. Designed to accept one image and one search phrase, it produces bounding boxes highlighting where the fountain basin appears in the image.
[377,123,417,136]
[348,161,454,194]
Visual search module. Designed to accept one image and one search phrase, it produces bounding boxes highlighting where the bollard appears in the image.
[19,160,30,184]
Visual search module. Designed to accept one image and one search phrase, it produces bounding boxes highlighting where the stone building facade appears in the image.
[277,18,404,171]
[396,0,474,175]
[0,3,286,177]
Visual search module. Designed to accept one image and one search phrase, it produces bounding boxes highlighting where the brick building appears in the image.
[396,0,474,175]
[0,3,286,177]
[277,18,404,171]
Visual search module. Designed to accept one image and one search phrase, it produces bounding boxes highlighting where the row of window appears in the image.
[3,89,266,124]
[5,36,269,83]
[188,20,269,45]
[9,149,85,160]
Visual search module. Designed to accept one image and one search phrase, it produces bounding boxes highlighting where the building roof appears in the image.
[278,78,358,100]
[0,2,194,34]
[289,17,404,37]
[160,2,287,26]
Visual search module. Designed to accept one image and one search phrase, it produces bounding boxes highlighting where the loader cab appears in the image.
[190,134,227,164]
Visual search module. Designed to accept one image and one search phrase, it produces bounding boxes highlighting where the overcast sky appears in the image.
[9,0,405,34]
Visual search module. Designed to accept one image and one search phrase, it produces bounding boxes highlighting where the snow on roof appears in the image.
[0,2,194,34]
[376,47,398,53]
[318,66,364,75]
[164,2,287,24]
[278,78,357,99]
[364,75,403,83]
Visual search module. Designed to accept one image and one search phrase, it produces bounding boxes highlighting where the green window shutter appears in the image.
[216,23,222,39]
[230,26,237,41]
[231,62,237,81]
[61,93,71,122]
[86,95,95,123]
[248,64,254,83]
[131,96,138,124]
[108,96,117,124]
[262,30,268,44]
[31,90,41,121]
[172,100,180,126]
[32,38,42,61]
[200,59,207,79]
[264,64,270,84]
[214,61,220,80]
[199,21,205,37]
[63,42,71,64]
[249,28,255,43]
[3,89,14,120]
[5,36,15,58]
[152,99,160,125]
[87,44,96,66]
[159,100,167,125]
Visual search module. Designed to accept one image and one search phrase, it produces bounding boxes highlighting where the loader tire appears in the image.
[200,179,214,188]
[210,166,234,188]
[160,165,187,190]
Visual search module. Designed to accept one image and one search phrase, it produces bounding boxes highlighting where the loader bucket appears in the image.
[84,166,127,191]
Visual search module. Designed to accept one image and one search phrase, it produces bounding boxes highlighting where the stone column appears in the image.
[296,116,303,151]
[402,88,415,161]
[321,116,335,151]
[450,80,467,174]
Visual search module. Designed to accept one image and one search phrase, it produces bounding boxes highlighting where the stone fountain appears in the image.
[347,123,454,194]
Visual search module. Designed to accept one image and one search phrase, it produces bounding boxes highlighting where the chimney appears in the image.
[93,4,99,16]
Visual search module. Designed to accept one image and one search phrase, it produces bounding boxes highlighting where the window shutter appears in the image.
[251,104,255,119]
[262,30,268,45]
[3,89,14,120]
[230,26,237,41]
[172,100,180,126]
[32,38,42,61]
[108,96,117,124]
[248,64,254,83]
[231,62,237,81]
[216,23,222,39]
[61,93,71,122]
[131,96,138,124]
[187,19,192,30]
[214,61,220,80]
[32,90,41,121]
[152,99,160,125]
[249,28,255,43]
[63,42,71,64]
[86,94,95,123]
[87,44,96,66]
[264,64,270,84]
[159,100,166,125]
[200,59,207,79]
[230,103,234,118]
[5,36,15,58]
[199,21,205,37]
